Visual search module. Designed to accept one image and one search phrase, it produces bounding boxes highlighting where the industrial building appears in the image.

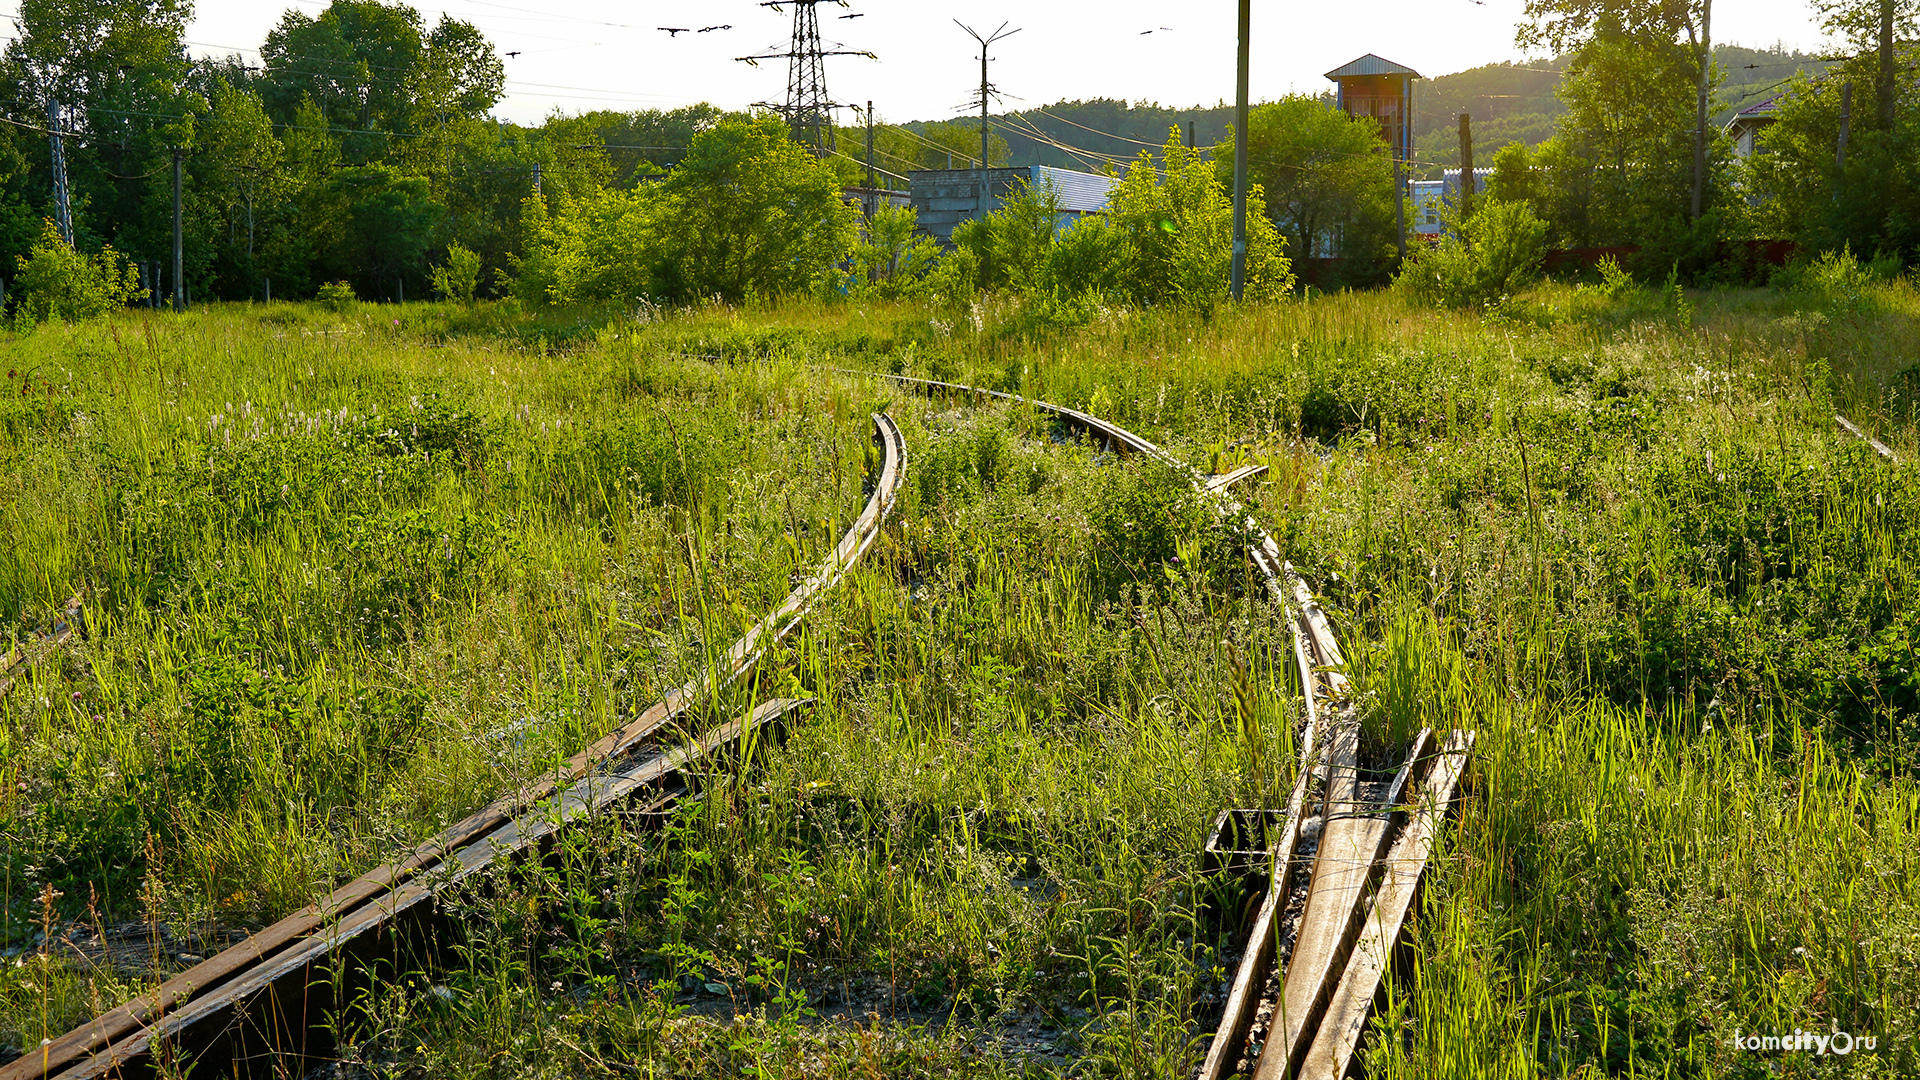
[907,165,1116,246]
[1411,168,1492,238]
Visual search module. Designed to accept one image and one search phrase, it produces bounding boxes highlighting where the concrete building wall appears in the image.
[908,166,1116,246]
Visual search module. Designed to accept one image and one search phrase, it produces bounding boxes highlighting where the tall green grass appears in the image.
[4,277,1918,1076]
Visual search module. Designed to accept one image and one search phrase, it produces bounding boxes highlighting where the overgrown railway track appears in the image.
[866,372,1474,1079]
[22,371,1472,1078]
[7,416,905,1080]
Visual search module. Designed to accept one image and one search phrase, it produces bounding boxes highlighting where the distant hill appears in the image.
[903,45,1833,179]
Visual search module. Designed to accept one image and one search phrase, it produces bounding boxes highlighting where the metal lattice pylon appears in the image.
[47,98,72,245]
[785,1,832,152]
[737,2,874,155]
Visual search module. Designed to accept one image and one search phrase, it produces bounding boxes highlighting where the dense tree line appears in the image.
[0,0,1907,311]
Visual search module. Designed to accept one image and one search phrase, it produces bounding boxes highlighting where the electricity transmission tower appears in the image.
[736,1,875,154]
[46,97,72,245]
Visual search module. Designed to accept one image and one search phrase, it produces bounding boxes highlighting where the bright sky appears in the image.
[182,0,1839,127]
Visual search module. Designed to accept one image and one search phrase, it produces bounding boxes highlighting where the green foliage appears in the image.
[1219,96,1400,282]
[514,117,857,305]
[429,241,482,303]
[1107,132,1295,308]
[662,116,860,302]
[5,287,1920,1075]
[1746,55,1920,268]
[1397,199,1549,308]
[315,279,356,310]
[931,134,1295,314]
[1771,244,1906,314]
[942,178,1065,296]
[10,220,142,325]
[848,204,942,300]
[1593,254,1636,299]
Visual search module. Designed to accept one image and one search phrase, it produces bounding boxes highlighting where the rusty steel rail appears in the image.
[0,592,83,700]
[842,372,1394,1080]
[1836,414,1897,461]
[1201,567,1474,1080]
[1204,463,1268,492]
[856,372,1287,603]
[10,413,906,1080]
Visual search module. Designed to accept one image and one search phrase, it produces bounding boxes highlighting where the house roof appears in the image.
[1324,54,1421,80]
[1735,95,1781,119]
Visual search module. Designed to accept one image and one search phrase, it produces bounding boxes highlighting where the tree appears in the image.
[658,116,858,301]
[199,79,286,297]
[307,165,441,298]
[1107,133,1293,309]
[261,0,426,160]
[1216,97,1399,284]
[1518,0,1730,269]
[1812,0,1918,130]
[512,117,859,305]
[429,240,481,302]
[0,0,199,268]
[1745,57,1919,263]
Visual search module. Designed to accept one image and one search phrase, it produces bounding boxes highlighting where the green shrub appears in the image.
[10,220,142,326]
[1397,199,1548,308]
[1594,255,1636,300]
[430,241,482,303]
[316,280,357,311]
[849,204,942,300]
[1773,244,1904,314]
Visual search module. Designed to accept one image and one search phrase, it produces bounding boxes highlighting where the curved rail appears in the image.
[11,414,907,1080]
[1837,413,1897,461]
[849,371,1471,1080]
[0,592,83,700]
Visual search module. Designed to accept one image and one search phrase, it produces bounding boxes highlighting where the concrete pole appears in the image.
[1229,0,1250,300]
[979,50,990,222]
[172,148,184,314]
[1691,0,1712,222]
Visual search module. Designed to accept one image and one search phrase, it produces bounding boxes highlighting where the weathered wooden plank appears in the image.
[1254,724,1427,1080]
[1195,572,1367,1080]
[1194,759,1314,1080]
[1297,730,1474,1080]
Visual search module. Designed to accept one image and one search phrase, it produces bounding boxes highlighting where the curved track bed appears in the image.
[855,371,1474,1080]
[7,414,907,1080]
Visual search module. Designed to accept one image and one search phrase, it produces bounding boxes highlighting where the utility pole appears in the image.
[1186,120,1195,150]
[1879,0,1896,130]
[1838,81,1851,171]
[1691,0,1711,222]
[865,100,876,218]
[172,148,184,314]
[47,98,72,245]
[1458,112,1473,219]
[532,161,542,196]
[957,21,1019,238]
[1229,0,1250,300]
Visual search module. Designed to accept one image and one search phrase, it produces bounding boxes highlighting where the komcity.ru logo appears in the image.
[1729,1028,1877,1055]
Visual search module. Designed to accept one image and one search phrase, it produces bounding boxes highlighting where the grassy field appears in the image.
[3,273,1918,1077]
